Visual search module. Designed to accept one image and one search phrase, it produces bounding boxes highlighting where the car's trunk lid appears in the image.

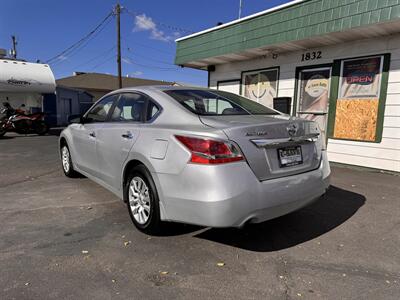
[199,114,322,181]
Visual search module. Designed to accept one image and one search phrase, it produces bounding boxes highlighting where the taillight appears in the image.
[175,135,244,164]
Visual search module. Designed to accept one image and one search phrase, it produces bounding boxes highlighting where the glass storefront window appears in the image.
[296,67,332,136]
[242,68,279,108]
[333,55,385,142]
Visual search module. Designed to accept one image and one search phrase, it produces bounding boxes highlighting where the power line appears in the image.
[65,45,117,71]
[122,56,179,71]
[122,56,206,79]
[125,47,175,66]
[122,37,174,55]
[90,54,116,71]
[157,22,194,35]
[49,13,175,68]
[51,16,114,67]
[45,11,114,64]
[42,7,204,80]
[124,47,207,79]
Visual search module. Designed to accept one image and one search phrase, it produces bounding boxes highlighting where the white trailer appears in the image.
[0,59,56,113]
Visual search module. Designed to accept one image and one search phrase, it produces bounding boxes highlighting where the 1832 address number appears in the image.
[301,51,322,61]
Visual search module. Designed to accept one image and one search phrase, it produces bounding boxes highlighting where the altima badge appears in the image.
[245,131,268,137]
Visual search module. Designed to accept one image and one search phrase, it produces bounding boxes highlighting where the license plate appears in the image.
[277,146,303,167]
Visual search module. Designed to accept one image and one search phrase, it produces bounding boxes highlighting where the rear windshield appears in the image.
[164,89,279,116]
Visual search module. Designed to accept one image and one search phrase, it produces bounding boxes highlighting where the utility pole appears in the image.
[116,3,122,89]
[238,0,243,19]
[11,35,17,59]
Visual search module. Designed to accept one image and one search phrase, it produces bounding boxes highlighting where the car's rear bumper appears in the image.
[156,151,330,228]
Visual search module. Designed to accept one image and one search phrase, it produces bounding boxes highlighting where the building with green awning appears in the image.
[175,0,400,172]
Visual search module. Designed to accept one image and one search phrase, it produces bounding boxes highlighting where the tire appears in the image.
[61,144,79,178]
[0,126,6,137]
[125,165,161,234]
[14,120,29,134]
[34,121,49,135]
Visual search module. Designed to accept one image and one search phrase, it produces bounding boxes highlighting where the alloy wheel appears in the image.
[62,146,70,173]
[128,176,151,225]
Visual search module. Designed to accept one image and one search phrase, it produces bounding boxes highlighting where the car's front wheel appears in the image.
[61,144,79,178]
[125,165,161,234]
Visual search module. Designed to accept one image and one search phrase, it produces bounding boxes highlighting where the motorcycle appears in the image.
[0,103,49,137]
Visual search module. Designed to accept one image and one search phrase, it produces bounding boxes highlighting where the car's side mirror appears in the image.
[68,114,82,124]
[68,114,94,124]
[80,115,94,124]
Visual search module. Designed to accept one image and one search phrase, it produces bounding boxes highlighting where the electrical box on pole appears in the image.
[11,35,17,59]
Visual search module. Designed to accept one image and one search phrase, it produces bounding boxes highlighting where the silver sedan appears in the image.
[59,86,330,234]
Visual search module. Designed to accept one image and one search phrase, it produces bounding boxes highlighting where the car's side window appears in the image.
[111,93,146,122]
[183,99,196,110]
[86,95,118,122]
[178,95,234,115]
[204,98,234,114]
[146,100,160,121]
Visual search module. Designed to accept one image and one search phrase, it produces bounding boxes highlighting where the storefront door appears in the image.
[296,66,332,136]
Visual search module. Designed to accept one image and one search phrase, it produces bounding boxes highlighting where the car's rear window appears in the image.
[164,89,279,116]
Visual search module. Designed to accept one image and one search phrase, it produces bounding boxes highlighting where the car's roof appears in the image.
[114,85,212,93]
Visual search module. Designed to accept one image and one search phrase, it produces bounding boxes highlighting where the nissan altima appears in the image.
[59,86,330,234]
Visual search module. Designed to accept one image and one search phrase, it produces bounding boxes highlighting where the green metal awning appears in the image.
[175,0,400,69]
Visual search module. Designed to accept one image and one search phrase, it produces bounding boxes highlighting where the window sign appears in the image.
[297,67,331,135]
[339,57,382,99]
[334,56,384,142]
[242,68,278,107]
[298,68,331,114]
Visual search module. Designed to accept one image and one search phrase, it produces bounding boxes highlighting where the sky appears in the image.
[0,0,291,86]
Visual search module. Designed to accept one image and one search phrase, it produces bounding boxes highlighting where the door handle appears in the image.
[121,131,133,139]
[89,131,96,138]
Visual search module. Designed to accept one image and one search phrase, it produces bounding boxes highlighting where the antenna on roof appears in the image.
[10,35,17,59]
[238,0,243,19]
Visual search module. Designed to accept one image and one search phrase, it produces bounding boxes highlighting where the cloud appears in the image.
[131,71,143,77]
[134,14,156,31]
[172,32,182,38]
[133,14,174,42]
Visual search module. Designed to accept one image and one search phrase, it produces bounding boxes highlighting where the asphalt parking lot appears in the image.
[0,133,399,300]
